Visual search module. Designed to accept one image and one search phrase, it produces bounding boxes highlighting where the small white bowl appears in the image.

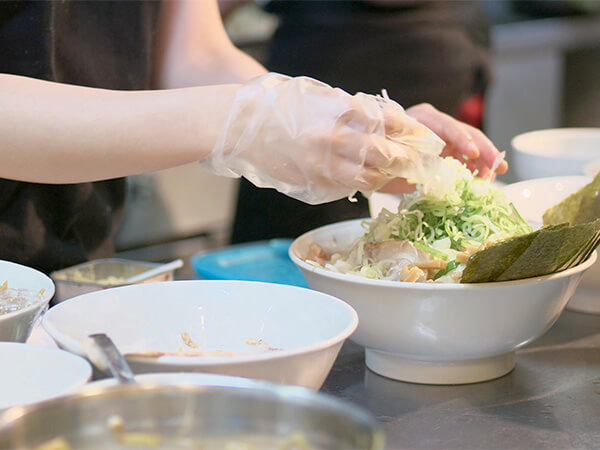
[0,260,55,342]
[290,220,595,385]
[42,280,358,390]
[0,342,91,410]
[511,128,600,181]
[503,176,600,313]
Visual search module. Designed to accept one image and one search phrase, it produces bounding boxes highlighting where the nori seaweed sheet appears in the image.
[443,171,600,283]
[462,174,600,283]
[462,221,600,283]
[543,172,600,226]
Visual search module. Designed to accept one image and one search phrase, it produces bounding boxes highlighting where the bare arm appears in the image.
[0,74,238,183]
[0,0,505,193]
[152,0,506,187]
[154,0,266,88]
[0,0,265,184]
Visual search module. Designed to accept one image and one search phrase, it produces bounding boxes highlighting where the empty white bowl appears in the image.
[290,219,595,385]
[42,280,358,390]
[503,176,600,313]
[0,260,55,342]
[511,128,600,181]
[0,342,91,410]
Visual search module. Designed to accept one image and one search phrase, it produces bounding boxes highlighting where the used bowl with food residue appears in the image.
[289,219,595,385]
[511,128,600,181]
[503,175,600,313]
[42,280,358,390]
[0,373,384,449]
[0,260,55,342]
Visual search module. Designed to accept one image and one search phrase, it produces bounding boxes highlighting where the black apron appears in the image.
[231,0,491,244]
[0,1,160,273]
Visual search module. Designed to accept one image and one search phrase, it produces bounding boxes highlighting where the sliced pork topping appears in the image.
[306,243,330,265]
[364,240,431,267]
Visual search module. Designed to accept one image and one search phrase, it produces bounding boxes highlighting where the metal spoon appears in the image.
[85,333,136,384]
[125,259,183,284]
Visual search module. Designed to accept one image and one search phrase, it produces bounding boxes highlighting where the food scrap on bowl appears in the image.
[125,334,283,360]
[0,283,46,316]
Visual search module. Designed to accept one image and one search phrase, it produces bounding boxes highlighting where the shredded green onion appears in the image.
[413,242,449,261]
[366,158,532,261]
[325,158,533,282]
[433,260,459,280]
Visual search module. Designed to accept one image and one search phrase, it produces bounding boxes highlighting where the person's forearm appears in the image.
[0,74,238,183]
[154,0,266,89]
[157,47,266,89]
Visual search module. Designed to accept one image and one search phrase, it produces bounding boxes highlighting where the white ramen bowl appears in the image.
[511,128,600,181]
[503,176,600,313]
[0,260,55,342]
[290,220,595,385]
[0,342,91,410]
[42,280,358,390]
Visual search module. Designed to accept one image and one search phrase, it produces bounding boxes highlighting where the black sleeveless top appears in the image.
[231,0,491,244]
[0,1,160,273]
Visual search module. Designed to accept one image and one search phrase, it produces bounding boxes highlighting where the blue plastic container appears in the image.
[190,239,309,288]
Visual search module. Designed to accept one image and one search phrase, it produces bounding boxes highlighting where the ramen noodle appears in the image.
[0,282,45,316]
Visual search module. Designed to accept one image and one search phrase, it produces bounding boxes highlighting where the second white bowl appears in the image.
[42,280,358,390]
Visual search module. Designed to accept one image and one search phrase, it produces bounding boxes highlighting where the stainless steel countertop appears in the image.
[125,249,600,449]
[321,310,600,450]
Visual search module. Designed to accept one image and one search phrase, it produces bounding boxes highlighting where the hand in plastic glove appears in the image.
[407,103,507,179]
[203,73,445,205]
[380,103,507,193]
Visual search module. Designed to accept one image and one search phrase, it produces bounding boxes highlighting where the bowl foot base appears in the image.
[567,287,600,314]
[365,349,515,385]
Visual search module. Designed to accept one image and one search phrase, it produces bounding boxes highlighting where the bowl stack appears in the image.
[0,260,93,412]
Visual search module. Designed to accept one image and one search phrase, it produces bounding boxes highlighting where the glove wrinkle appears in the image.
[203,73,445,205]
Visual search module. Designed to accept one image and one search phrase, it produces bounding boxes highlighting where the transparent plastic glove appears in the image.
[202,73,445,204]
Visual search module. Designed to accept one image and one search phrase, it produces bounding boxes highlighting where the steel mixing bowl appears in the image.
[0,374,384,449]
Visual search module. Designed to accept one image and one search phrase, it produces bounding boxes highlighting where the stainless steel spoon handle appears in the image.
[88,333,136,384]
